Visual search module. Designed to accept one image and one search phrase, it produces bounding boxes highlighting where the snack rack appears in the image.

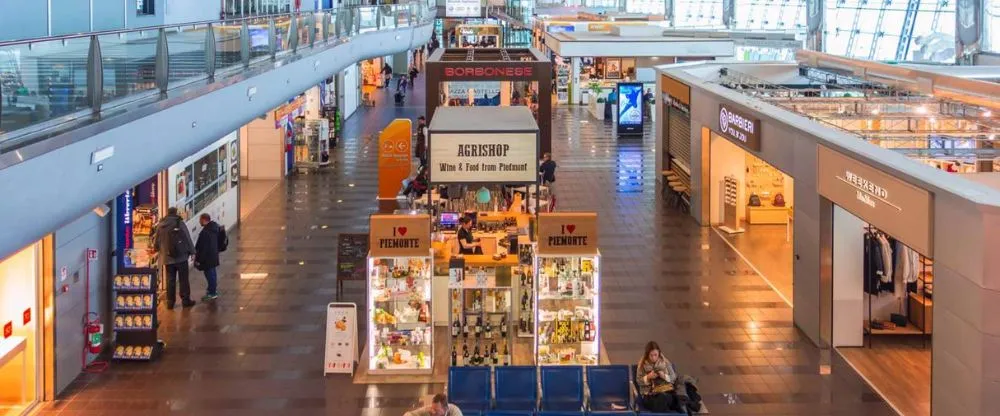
[367,252,434,374]
[111,272,162,361]
[534,253,601,366]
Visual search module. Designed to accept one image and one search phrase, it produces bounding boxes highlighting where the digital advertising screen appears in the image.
[616,82,644,135]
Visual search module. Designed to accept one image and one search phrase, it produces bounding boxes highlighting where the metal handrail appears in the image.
[0,0,435,147]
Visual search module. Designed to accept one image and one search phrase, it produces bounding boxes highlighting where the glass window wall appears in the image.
[733,0,807,30]
[986,0,1000,52]
[674,0,725,27]
[824,0,955,62]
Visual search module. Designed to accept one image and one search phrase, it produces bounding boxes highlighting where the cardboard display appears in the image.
[377,119,413,200]
[537,212,599,255]
[324,303,358,375]
[369,214,431,257]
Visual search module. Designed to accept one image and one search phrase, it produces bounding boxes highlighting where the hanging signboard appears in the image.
[377,119,413,200]
[429,133,539,184]
[616,82,644,135]
[324,303,358,375]
[537,212,599,255]
[369,214,431,257]
[816,145,933,256]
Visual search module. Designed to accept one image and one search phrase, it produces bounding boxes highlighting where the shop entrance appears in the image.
[0,240,50,416]
[708,131,794,301]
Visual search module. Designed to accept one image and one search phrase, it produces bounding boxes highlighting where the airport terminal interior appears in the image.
[1,0,1000,415]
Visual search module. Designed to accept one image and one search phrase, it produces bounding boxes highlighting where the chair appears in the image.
[586,365,631,411]
[495,366,538,411]
[629,364,690,416]
[449,367,491,413]
[486,412,534,416]
[536,412,585,416]
[539,366,584,411]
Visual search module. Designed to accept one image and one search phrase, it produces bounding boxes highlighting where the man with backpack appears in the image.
[152,207,196,309]
[195,213,228,301]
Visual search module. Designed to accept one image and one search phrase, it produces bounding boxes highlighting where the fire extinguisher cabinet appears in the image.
[111,272,163,361]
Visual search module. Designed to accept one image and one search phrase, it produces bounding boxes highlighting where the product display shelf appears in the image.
[448,267,515,368]
[534,254,600,366]
[368,255,434,374]
[111,272,162,362]
[515,246,535,338]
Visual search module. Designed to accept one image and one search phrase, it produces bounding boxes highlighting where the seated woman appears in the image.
[636,341,680,413]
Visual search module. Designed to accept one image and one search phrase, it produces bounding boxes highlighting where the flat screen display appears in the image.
[440,212,460,228]
[616,82,644,135]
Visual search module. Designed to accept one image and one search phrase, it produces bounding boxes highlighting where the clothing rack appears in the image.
[863,225,930,348]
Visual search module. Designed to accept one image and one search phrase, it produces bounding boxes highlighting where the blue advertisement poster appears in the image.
[616,82,644,135]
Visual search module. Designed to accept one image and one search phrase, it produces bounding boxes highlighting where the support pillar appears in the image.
[570,56,581,105]
[806,0,824,52]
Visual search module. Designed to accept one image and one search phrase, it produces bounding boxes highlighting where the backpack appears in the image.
[772,193,786,207]
[165,225,186,258]
[748,194,762,207]
[217,226,229,252]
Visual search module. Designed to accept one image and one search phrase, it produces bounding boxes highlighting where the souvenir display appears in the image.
[535,255,600,365]
[368,256,434,373]
[112,273,161,361]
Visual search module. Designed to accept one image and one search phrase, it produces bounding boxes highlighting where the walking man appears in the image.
[194,213,227,301]
[152,207,196,309]
[539,152,557,210]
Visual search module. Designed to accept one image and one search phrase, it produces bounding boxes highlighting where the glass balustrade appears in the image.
[0,2,434,142]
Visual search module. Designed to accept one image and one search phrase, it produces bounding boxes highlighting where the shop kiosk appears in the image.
[424,107,544,367]
[366,214,434,374]
[534,212,601,366]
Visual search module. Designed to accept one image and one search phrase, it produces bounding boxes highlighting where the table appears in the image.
[0,336,28,404]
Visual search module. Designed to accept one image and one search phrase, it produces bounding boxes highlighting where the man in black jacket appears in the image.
[152,207,196,309]
[194,213,223,301]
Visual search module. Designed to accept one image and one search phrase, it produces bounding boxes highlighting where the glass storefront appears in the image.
[0,243,43,416]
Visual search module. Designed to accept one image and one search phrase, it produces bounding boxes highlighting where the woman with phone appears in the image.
[636,341,680,413]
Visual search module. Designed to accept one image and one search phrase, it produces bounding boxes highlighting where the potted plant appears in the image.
[588,83,606,120]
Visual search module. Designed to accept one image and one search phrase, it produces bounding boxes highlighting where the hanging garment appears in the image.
[877,233,893,284]
[909,249,921,283]
[864,232,885,294]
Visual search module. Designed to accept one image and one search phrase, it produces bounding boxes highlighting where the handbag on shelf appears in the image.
[772,193,786,207]
[748,194,762,207]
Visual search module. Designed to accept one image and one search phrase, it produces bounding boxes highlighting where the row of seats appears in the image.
[448,365,689,415]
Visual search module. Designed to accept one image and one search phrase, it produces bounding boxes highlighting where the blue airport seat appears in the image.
[495,365,538,411]
[589,412,638,416]
[586,365,632,411]
[535,412,585,416]
[449,366,491,413]
[486,411,535,416]
[539,366,584,411]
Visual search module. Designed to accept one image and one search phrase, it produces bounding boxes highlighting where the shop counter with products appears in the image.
[534,212,601,366]
[367,214,434,375]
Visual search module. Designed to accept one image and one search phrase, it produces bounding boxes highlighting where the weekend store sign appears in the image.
[537,212,599,255]
[817,145,933,256]
[429,133,538,184]
[718,104,761,151]
[369,214,431,257]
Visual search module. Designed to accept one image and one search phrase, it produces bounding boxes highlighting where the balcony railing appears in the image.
[0,1,435,151]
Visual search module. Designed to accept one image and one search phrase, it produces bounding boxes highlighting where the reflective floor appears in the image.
[38,76,896,415]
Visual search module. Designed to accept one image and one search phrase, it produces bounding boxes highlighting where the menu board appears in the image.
[324,303,358,375]
[337,233,369,281]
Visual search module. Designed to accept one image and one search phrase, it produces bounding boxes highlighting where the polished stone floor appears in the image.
[37,74,895,415]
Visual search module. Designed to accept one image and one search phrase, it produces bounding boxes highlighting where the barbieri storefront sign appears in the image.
[718,104,761,151]
[817,145,933,256]
[429,133,538,184]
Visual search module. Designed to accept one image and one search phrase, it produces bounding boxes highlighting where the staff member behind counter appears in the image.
[457,216,483,255]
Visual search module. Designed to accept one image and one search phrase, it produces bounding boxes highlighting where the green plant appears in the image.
[587,81,603,96]
[596,97,606,103]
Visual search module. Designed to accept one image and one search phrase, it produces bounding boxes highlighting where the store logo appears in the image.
[122,191,133,250]
[444,66,534,78]
[836,170,901,211]
[548,224,588,247]
[719,105,758,145]
[377,226,420,249]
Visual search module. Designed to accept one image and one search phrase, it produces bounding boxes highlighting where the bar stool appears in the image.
[661,170,679,199]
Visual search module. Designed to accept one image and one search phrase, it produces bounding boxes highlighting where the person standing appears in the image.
[539,152,557,210]
[152,207,196,309]
[403,393,463,416]
[194,213,227,301]
[415,116,428,166]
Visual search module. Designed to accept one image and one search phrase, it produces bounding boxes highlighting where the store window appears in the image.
[0,244,42,415]
[167,132,241,236]
[733,0,806,30]
[674,0,725,27]
[136,0,155,15]
[824,0,955,62]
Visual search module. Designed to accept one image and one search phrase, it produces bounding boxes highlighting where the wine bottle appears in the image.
[451,348,457,367]
[463,315,470,338]
[500,316,508,338]
[491,342,498,366]
[452,316,461,338]
[475,317,482,338]
[472,344,482,366]
[461,343,468,366]
[502,341,510,366]
[484,318,493,339]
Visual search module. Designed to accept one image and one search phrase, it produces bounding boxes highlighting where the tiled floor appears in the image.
[37,73,896,415]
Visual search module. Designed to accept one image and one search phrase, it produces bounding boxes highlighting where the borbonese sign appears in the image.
[718,104,761,151]
[430,132,538,184]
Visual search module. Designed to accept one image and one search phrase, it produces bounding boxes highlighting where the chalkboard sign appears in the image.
[337,233,369,281]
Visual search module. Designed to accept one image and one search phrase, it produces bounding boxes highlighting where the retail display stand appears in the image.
[367,214,434,374]
[111,272,162,361]
[719,175,744,234]
[534,212,601,366]
[447,255,516,368]
[293,118,331,172]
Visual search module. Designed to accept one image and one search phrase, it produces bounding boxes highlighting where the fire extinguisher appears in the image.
[85,312,103,354]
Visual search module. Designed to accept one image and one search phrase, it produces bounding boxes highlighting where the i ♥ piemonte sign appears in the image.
[537,212,599,255]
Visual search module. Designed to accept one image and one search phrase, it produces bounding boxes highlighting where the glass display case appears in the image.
[448,259,515,368]
[293,118,330,171]
[534,253,600,365]
[367,254,433,373]
[533,212,601,366]
[367,213,434,374]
